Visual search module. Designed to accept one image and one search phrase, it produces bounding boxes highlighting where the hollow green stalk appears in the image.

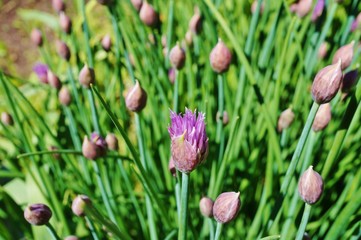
[214,222,223,240]
[178,172,190,240]
[295,203,312,240]
[216,74,224,143]
[45,223,61,240]
[173,70,179,112]
[85,216,99,240]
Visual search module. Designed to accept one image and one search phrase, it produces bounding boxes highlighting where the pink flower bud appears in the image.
[24,203,52,225]
[1,112,14,126]
[59,86,72,106]
[72,195,92,217]
[332,41,355,70]
[298,166,323,204]
[210,39,232,73]
[213,192,241,223]
[168,68,176,84]
[105,133,118,151]
[168,157,176,177]
[312,103,331,132]
[216,111,229,126]
[64,236,79,240]
[47,70,62,90]
[82,133,107,160]
[131,0,143,12]
[79,65,95,88]
[199,197,214,217]
[277,108,295,132]
[318,42,328,60]
[125,80,147,112]
[189,10,202,35]
[290,0,312,18]
[101,34,112,52]
[311,60,343,104]
[251,1,265,14]
[59,12,72,34]
[351,13,361,32]
[185,31,193,46]
[33,63,49,84]
[56,40,71,61]
[311,0,325,22]
[52,0,66,13]
[169,44,186,70]
[31,28,43,47]
[139,2,159,28]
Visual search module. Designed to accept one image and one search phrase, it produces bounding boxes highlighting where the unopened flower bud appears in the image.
[82,133,107,160]
[185,31,193,46]
[59,86,72,106]
[318,42,328,60]
[125,80,147,112]
[56,40,71,61]
[351,12,361,32]
[1,112,14,126]
[199,197,214,217]
[79,65,95,88]
[168,157,176,177]
[64,236,79,240]
[341,69,358,93]
[24,203,52,225]
[311,0,325,22]
[251,1,265,14]
[277,108,295,132]
[59,12,72,34]
[298,166,323,204]
[213,192,241,223]
[169,44,186,70]
[312,103,331,132]
[332,41,355,70]
[52,0,65,13]
[210,39,232,73]
[31,28,43,47]
[290,0,312,18]
[47,70,62,90]
[189,9,202,35]
[139,2,159,28]
[105,133,118,151]
[131,0,143,12]
[216,111,229,126]
[311,60,343,104]
[101,34,112,52]
[168,68,176,84]
[33,63,49,84]
[72,195,92,217]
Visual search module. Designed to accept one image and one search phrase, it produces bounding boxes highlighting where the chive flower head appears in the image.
[24,203,52,225]
[168,108,208,173]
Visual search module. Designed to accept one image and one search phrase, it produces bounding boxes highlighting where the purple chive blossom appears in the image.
[168,108,208,173]
[33,63,49,84]
[311,0,325,22]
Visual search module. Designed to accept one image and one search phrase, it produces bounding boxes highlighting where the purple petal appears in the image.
[311,0,325,22]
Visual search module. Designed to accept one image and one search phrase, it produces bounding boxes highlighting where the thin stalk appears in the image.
[208,218,215,240]
[87,89,100,133]
[80,0,93,68]
[45,223,61,240]
[173,70,179,112]
[295,204,312,240]
[178,172,190,240]
[214,222,223,240]
[216,74,224,143]
[85,216,100,240]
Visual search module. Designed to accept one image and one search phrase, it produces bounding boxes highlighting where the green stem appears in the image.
[17,149,82,159]
[45,223,61,240]
[87,89,100,133]
[208,218,215,240]
[85,216,100,240]
[214,222,223,240]
[280,102,319,194]
[173,70,179,112]
[178,172,190,240]
[295,204,312,240]
[216,74,224,143]
[80,0,93,68]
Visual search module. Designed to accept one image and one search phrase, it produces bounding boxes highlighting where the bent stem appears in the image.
[295,203,312,240]
[214,222,223,240]
[179,172,190,240]
[45,223,61,240]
